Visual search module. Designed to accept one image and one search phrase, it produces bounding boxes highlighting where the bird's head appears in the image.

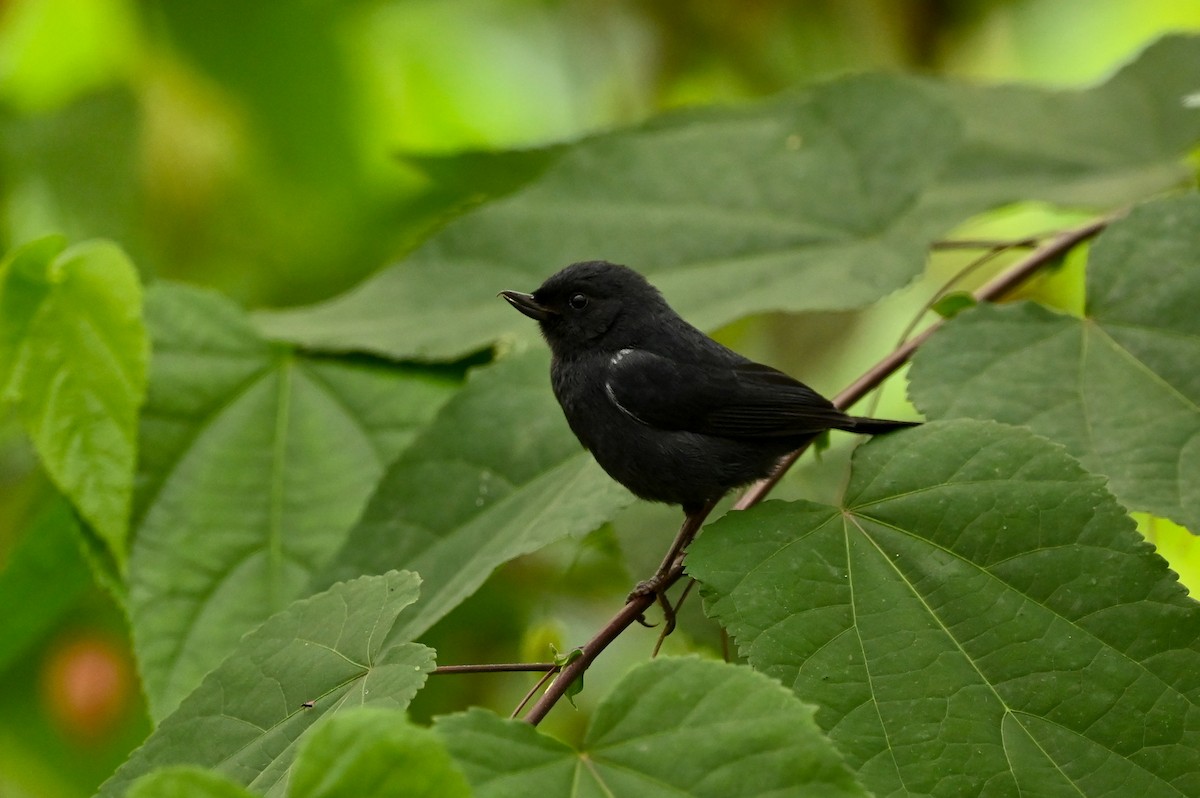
[500,260,667,357]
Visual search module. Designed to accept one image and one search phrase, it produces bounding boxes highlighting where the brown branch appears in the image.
[882,238,1035,400]
[736,212,1114,507]
[521,213,1115,725]
[522,582,675,725]
[966,214,1113,301]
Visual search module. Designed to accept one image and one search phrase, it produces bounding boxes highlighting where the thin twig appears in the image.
[521,576,678,724]
[511,667,561,718]
[863,242,1011,420]
[930,237,1041,250]
[520,496,722,724]
[520,212,1116,726]
[888,241,1030,377]
[433,662,559,675]
[968,214,1113,300]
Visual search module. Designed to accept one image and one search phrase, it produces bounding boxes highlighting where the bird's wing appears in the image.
[605,348,848,437]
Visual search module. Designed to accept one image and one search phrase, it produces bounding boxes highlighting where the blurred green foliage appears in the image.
[1,2,1198,796]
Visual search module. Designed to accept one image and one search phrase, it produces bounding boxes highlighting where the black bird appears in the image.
[501,261,916,604]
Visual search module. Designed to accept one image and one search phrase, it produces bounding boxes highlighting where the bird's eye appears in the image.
[568,293,589,310]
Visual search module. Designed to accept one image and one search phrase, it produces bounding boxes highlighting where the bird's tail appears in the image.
[840,416,921,435]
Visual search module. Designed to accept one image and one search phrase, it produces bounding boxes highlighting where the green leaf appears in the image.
[313,349,634,641]
[690,420,1200,798]
[550,646,585,708]
[257,36,1200,362]
[909,193,1200,531]
[257,74,963,360]
[98,571,435,798]
[437,657,867,798]
[927,35,1200,209]
[0,498,91,673]
[0,236,147,565]
[291,708,471,798]
[128,283,456,721]
[930,291,976,319]
[128,767,255,798]
[401,145,564,214]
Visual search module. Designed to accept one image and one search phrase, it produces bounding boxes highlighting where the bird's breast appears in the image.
[551,354,629,444]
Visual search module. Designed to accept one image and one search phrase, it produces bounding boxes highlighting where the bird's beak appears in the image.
[499,290,555,322]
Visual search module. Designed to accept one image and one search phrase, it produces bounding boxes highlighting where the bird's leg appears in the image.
[652,578,698,656]
[629,499,718,629]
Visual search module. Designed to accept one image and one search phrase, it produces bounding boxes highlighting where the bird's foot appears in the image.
[628,576,676,635]
[629,574,666,600]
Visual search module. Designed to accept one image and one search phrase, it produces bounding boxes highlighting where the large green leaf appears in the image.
[437,657,867,798]
[129,768,256,798]
[99,571,435,798]
[312,348,633,641]
[256,36,1200,362]
[256,74,962,360]
[925,34,1200,209]
[909,193,1200,531]
[125,709,471,798]
[0,236,147,564]
[690,420,1200,798]
[128,284,455,721]
[290,708,471,798]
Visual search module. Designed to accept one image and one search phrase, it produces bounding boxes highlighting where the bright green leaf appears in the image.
[690,420,1200,798]
[549,646,585,709]
[909,193,1200,531]
[98,571,435,798]
[437,657,867,798]
[128,767,255,798]
[128,283,456,721]
[0,235,147,565]
[1138,513,1200,595]
[0,0,138,113]
[291,708,471,798]
[313,348,634,641]
[930,291,976,319]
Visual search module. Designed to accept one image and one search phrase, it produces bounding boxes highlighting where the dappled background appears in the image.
[2,2,1199,795]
